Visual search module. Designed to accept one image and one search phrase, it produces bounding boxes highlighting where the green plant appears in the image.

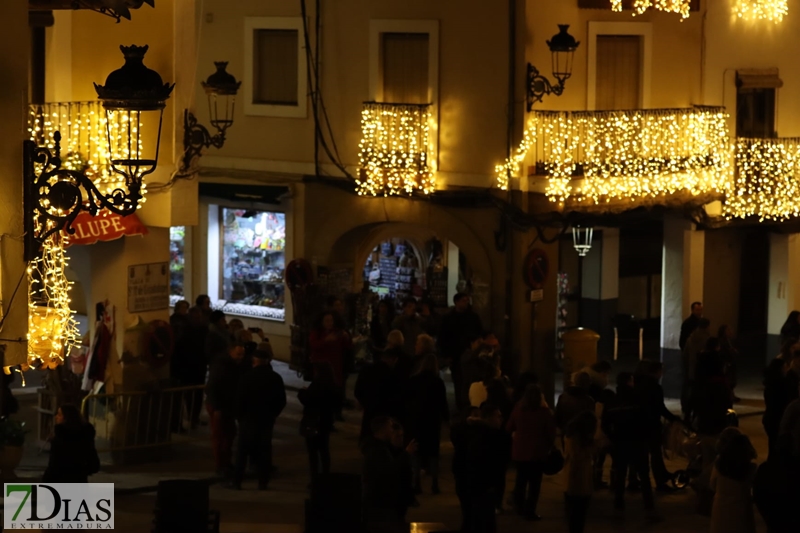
[0,419,28,448]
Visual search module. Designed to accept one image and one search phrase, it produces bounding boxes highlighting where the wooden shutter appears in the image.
[254,29,299,105]
[596,35,642,110]
[382,33,430,104]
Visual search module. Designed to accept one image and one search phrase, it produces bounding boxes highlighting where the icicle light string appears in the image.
[611,0,692,19]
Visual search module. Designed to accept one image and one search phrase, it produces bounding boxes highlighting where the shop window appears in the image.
[381,33,430,104]
[596,35,642,110]
[244,17,307,118]
[221,208,286,317]
[365,239,424,305]
[170,226,186,304]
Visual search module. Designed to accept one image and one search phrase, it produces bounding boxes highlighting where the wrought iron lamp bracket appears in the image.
[181,109,228,172]
[23,131,141,261]
[526,63,566,112]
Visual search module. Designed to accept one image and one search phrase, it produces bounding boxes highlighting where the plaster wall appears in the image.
[661,216,692,351]
[0,0,29,367]
[767,233,800,337]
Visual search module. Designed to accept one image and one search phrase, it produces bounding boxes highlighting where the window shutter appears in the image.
[254,29,299,105]
[382,33,430,105]
[596,36,642,110]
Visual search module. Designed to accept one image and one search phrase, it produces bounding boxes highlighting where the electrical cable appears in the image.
[0,270,29,333]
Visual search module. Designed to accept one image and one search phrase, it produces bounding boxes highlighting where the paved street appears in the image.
[4,361,770,532]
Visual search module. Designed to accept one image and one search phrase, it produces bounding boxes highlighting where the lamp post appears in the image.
[181,61,241,171]
[527,24,580,111]
[23,44,173,261]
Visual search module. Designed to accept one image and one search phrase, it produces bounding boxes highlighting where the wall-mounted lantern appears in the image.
[572,225,594,257]
[181,61,241,171]
[527,25,580,111]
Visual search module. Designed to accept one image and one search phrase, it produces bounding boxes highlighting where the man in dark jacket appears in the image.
[555,371,596,433]
[438,293,483,413]
[362,416,416,532]
[230,342,286,490]
[634,360,679,491]
[355,346,403,444]
[206,341,245,476]
[679,301,703,351]
[603,372,657,519]
[205,310,231,365]
[451,404,507,533]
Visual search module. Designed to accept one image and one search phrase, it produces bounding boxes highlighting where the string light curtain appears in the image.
[611,0,692,19]
[357,102,435,196]
[27,232,79,369]
[497,108,731,204]
[736,0,789,22]
[723,138,800,221]
[28,101,148,207]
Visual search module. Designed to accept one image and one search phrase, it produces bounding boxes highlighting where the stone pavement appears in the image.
[4,360,770,532]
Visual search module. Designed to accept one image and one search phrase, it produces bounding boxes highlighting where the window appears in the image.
[596,36,642,110]
[170,226,186,303]
[737,89,775,138]
[254,30,299,105]
[244,17,307,118]
[220,208,286,314]
[381,33,429,104]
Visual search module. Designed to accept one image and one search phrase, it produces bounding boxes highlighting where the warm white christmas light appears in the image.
[736,0,788,22]
[611,0,692,19]
[357,103,435,196]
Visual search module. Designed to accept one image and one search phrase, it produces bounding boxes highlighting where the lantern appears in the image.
[202,61,241,134]
[572,226,594,257]
[547,25,580,85]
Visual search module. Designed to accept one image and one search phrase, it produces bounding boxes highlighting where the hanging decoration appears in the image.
[357,102,435,196]
[735,0,789,22]
[723,137,800,221]
[611,0,692,19]
[27,232,79,369]
[498,108,731,205]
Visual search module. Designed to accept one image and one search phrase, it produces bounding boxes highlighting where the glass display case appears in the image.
[170,226,186,301]
[220,208,286,320]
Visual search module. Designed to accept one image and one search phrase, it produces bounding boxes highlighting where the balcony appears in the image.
[27,101,145,199]
[499,107,731,210]
[724,137,800,221]
[357,102,435,196]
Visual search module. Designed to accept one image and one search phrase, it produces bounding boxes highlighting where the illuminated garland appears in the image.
[611,0,691,19]
[28,101,148,207]
[357,102,435,196]
[27,231,79,369]
[497,108,731,205]
[736,0,788,21]
[723,138,800,221]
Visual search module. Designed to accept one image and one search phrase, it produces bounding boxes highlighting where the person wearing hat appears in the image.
[230,341,286,490]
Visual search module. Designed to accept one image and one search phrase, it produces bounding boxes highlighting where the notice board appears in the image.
[128,262,170,313]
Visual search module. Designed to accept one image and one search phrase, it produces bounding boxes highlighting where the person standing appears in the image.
[299,362,339,485]
[682,318,711,422]
[309,312,352,418]
[438,293,483,413]
[392,298,426,358]
[555,372,596,436]
[763,357,792,459]
[42,405,100,483]
[406,353,449,495]
[710,433,758,533]
[370,300,394,352]
[206,341,246,477]
[563,411,597,533]
[679,301,703,351]
[634,360,678,492]
[192,294,212,323]
[355,343,403,444]
[780,311,800,345]
[507,384,555,521]
[718,325,740,402]
[205,310,231,365]
[230,342,286,490]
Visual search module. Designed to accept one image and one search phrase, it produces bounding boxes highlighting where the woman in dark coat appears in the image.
[406,353,448,494]
[298,362,339,485]
[43,405,100,483]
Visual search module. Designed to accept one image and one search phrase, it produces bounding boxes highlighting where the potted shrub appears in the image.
[0,418,27,480]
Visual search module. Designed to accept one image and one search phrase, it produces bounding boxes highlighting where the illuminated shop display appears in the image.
[724,137,800,221]
[357,102,435,196]
[736,0,789,22]
[221,208,286,320]
[498,108,731,205]
[170,226,186,303]
[27,233,79,369]
[611,0,692,19]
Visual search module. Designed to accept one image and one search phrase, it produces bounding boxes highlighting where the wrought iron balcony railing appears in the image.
[498,106,731,205]
[724,137,800,221]
[357,102,435,196]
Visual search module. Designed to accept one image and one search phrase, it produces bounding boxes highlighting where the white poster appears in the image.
[127,262,169,313]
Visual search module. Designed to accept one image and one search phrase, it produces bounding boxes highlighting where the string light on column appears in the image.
[723,138,800,221]
[736,0,789,22]
[611,0,692,19]
[357,102,435,196]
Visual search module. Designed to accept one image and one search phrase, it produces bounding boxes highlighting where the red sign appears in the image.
[523,248,550,290]
[62,212,148,247]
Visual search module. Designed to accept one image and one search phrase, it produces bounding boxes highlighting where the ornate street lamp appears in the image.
[572,226,594,257]
[527,24,580,111]
[23,44,173,260]
[181,61,241,171]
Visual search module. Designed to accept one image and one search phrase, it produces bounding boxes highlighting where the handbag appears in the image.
[543,447,564,476]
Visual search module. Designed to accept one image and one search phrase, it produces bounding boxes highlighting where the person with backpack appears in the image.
[42,405,100,483]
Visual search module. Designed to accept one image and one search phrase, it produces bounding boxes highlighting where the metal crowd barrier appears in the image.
[80,384,207,452]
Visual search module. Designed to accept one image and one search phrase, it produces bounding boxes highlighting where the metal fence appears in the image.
[80,385,206,452]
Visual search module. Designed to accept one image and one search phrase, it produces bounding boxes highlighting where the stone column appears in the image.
[661,216,704,360]
[766,233,800,361]
[580,228,619,358]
